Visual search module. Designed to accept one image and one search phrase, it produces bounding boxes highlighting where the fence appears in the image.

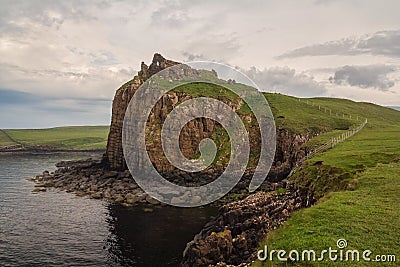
[304,118,367,160]
[297,98,364,122]
[286,96,369,177]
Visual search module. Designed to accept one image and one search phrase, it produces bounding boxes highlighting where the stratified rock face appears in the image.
[144,93,243,175]
[104,53,179,170]
[181,183,312,267]
[104,53,250,174]
[104,53,310,182]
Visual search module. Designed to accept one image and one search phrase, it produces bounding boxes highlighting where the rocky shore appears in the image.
[28,157,276,207]
[181,182,314,267]
[28,158,161,206]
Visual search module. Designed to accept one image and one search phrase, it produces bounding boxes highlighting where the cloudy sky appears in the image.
[1,0,400,128]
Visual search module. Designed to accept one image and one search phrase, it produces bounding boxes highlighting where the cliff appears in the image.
[103,53,309,185]
[104,53,179,170]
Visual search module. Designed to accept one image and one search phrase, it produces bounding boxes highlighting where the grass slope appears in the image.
[2,126,109,150]
[258,162,400,266]
[253,97,400,266]
[0,129,17,146]
[264,93,356,135]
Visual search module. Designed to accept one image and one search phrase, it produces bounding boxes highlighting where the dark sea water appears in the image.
[0,154,217,267]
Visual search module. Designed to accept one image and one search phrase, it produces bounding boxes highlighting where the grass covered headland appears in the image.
[253,96,400,266]
[0,126,109,151]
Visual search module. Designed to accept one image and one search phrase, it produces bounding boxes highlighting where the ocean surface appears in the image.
[0,153,217,267]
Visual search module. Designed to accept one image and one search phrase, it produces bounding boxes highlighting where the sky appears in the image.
[1,0,400,128]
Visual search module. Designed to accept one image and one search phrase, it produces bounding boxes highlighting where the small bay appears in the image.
[0,153,216,266]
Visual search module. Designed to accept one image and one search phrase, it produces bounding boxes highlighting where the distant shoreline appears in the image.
[0,146,105,155]
[0,126,109,153]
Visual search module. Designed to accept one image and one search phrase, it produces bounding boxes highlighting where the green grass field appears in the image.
[264,93,356,135]
[252,96,400,266]
[0,130,16,146]
[0,126,109,150]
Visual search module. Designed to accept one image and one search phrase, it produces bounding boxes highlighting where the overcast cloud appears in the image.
[278,30,400,59]
[330,65,397,91]
[244,67,326,97]
[1,0,400,128]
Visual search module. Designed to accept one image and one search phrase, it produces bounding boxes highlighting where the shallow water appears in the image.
[0,153,216,266]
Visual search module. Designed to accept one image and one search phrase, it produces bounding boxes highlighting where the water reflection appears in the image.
[105,203,217,267]
[0,154,217,267]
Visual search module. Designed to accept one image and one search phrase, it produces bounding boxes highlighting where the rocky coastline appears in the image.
[28,157,284,207]
[27,156,315,267]
[182,183,314,267]
[28,158,162,206]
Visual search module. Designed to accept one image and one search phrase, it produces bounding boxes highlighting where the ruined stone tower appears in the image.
[103,53,179,170]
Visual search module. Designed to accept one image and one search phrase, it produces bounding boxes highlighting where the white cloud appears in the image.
[330,65,397,91]
[278,30,400,59]
[243,66,326,97]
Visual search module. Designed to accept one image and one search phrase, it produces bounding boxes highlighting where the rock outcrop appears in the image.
[181,182,314,267]
[103,53,256,185]
[268,130,310,182]
[103,53,310,185]
[104,53,179,170]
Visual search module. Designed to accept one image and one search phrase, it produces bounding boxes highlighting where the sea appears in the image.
[0,153,216,267]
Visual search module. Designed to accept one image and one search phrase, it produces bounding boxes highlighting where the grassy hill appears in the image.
[253,95,400,266]
[264,93,357,134]
[0,129,16,146]
[0,126,109,150]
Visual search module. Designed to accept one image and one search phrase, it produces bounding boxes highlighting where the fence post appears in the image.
[289,107,367,174]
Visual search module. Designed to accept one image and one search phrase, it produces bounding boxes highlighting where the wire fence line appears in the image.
[286,96,369,177]
[288,118,367,177]
[297,97,364,122]
[305,118,367,159]
[0,129,24,146]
